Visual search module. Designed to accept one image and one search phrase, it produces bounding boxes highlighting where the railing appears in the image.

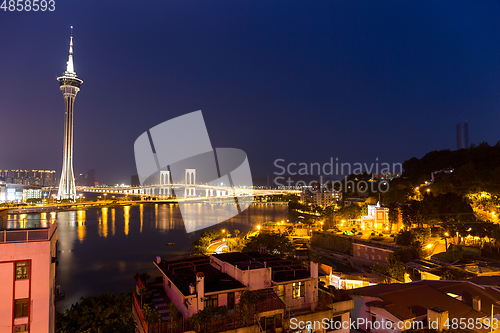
[0,222,56,243]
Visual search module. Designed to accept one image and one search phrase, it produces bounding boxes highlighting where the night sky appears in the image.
[1,1,500,184]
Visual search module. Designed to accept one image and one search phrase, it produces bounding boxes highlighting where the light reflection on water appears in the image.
[30,203,288,310]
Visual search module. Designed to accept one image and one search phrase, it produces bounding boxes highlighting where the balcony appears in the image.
[0,222,56,243]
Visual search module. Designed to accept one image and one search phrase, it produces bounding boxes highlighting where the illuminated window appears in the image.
[292,281,305,298]
[15,261,29,280]
[204,294,218,308]
[14,299,29,318]
[277,285,285,300]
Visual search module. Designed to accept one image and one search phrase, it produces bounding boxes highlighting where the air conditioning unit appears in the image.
[14,324,28,333]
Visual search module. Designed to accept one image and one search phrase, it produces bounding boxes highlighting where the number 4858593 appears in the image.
[1,0,55,11]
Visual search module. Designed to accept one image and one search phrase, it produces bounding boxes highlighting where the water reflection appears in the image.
[124,206,130,236]
[77,210,86,243]
[100,207,108,238]
[111,208,116,236]
[10,203,289,310]
[139,204,143,233]
[6,211,54,229]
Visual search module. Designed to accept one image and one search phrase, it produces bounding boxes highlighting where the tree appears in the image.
[142,303,161,324]
[440,267,468,280]
[387,247,422,266]
[242,232,294,256]
[388,261,406,282]
[192,229,223,255]
[383,247,422,282]
[138,286,152,308]
[56,292,135,333]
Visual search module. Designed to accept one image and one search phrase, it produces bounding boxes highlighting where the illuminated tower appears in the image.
[57,27,82,200]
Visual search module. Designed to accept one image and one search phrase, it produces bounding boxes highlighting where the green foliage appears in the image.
[395,228,431,246]
[421,193,476,227]
[377,247,423,282]
[142,303,161,324]
[190,305,229,333]
[311,232,354,254]
[226,236,247,252]
[236,291,258,324]
[134,272,151,285]
[371,263,389,276]
[440,267,468,280]
[387,247,422,266]
[192,229,223,255]
[381,179,414,205]
[403,143,500,196]
[56,292,135,333]
[388,261,406,282]
[168,302,179,321]
[242,232,294,255]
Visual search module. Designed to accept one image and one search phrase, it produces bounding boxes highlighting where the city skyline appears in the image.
[1,1,500,184]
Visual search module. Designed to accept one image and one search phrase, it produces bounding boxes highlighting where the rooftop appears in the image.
[213,252,321,283]
[0,222,57,243]
[351,280,500,321]
[155,256,246,297]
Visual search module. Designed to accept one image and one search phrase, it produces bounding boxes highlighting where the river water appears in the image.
[7,203,289,311]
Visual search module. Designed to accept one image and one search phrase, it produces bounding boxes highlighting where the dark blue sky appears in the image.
[1,1,499,184]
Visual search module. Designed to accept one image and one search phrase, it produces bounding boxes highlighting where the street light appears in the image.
[257,225,261,230]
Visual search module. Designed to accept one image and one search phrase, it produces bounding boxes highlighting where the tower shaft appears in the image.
[57,30,83,201]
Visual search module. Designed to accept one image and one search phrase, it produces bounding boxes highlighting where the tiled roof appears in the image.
[352,281,492,321]
[250,288,286,313]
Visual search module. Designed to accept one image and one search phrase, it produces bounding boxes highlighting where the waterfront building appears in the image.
[0,170,56,187]
[0,219,58,333]
[0,184,46,203]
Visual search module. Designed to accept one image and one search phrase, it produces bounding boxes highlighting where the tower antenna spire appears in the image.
[66,26,75,73]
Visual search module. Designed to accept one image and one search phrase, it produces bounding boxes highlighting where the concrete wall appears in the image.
[161,274,197,318]
[211,256,272,290]
[353,243,392,263]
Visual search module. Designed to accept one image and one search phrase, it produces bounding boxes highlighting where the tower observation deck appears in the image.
[57,27,83,200]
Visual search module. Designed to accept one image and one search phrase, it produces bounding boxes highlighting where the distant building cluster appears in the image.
[0,184,46,203]
[370,171,401,181]
[0,170,56,187]
[76,169,96,187]
[300,188,342,207]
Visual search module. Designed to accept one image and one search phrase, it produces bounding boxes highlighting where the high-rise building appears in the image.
[0,217,58,333]
[456,121,469,150]
[0,170,56,186]
[57,27,83,200]
[76,169,96,187]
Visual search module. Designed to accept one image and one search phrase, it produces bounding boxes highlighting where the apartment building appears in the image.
[0,219,58,333]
